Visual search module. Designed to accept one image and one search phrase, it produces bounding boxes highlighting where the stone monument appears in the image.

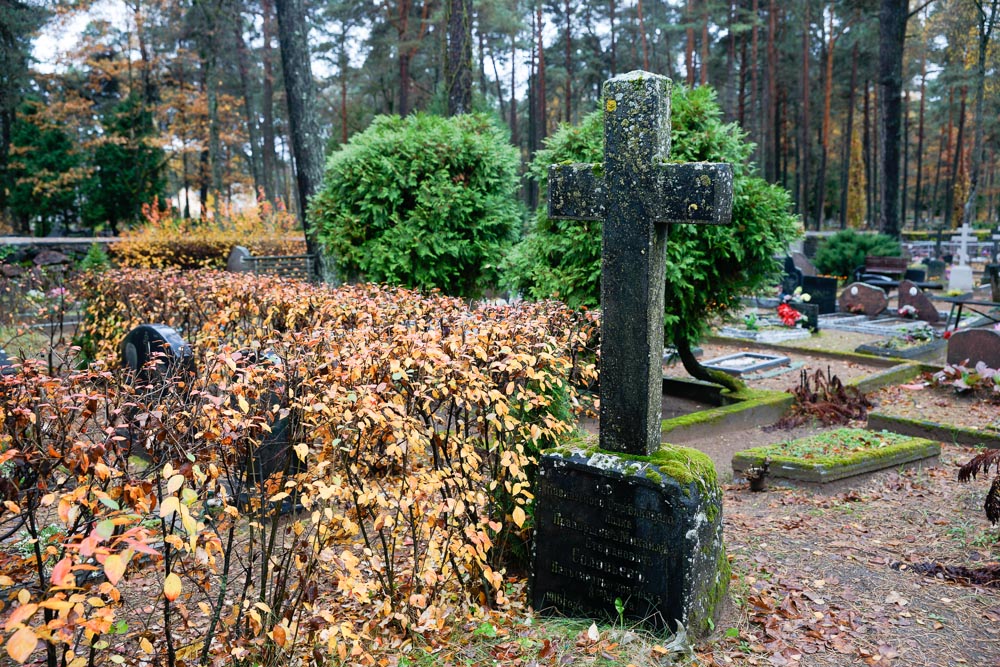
[948,223,975,293]
[532,71,730,635]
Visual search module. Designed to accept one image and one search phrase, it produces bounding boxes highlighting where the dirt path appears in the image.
[706,444,1000,667]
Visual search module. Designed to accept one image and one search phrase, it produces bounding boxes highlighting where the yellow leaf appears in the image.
[512,506,526,528]
[104,554,126,585]
[163,573,182,601]
[166,475,185,495]
[238,396,250,414]
[159,496,180,518]
[139,638,153,654]
[293,443,309,462]
[6,626,38,663]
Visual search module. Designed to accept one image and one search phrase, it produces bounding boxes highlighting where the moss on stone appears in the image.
[650,444,718,490]
[660,389,790,432]
[736,429,938,469]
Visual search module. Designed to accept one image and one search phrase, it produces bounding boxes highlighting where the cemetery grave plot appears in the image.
[731,428,940,487]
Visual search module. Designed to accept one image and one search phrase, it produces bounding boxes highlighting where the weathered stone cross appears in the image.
[548,71,733,457]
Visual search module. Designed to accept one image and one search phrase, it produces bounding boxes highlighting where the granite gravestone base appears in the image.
[532,447,726,634]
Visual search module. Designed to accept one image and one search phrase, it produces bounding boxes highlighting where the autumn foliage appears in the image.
[109,199,305,270]
[1,270,597,665]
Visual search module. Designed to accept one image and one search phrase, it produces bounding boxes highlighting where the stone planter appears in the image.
[732,429,940,486]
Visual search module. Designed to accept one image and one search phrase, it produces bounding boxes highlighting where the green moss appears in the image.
[660,389,790,432]
[644,468,663,484]
[736,429,937,468]
[590,163,604,178]
[650,444,717,490]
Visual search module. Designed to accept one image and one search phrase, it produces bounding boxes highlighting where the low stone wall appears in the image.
[0,236,118,268]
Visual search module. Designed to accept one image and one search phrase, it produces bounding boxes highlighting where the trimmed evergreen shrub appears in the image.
[311,113,521,297]
[503,85,801,350]
[813,229,902,279]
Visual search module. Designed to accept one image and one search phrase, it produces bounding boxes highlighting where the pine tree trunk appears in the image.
[261,0,279,203]
[446,0,473,115]
[962,0,1000,227]
[765,0,778,182]
[563,0,572,122]
[878,0,907,239]
[815,9,836,229]
[930,90,953,223]
[609,0,617,75]
[274,0,327,279]
[700,2,709,85]
[686,0,696,86]
[800,3,810,226]
[638,0,650,71]
[233,17,264,197]
[914,51,927,228]
[945,87,967,229]
[902,88,910,228]
[863,80,872,227]
[536,3,546,144]
[839,41,858,229]
[750,0,759,161]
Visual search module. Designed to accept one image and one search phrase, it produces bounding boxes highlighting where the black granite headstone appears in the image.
[534,71,730,635]
[121,324,195,380]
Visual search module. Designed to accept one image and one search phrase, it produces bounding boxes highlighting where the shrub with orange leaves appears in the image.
[1,272,598,665]
[109,198,306,270]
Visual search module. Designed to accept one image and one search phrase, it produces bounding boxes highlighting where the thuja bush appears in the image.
[3,272,597,664]
[503,85,800,358]
[813,229,902,279]
[111,198,305,270]
[310,113,521,297]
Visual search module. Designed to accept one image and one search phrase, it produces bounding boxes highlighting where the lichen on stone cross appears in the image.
[547,70,734,457]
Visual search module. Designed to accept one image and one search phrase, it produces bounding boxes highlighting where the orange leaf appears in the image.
[6,626,38,663]
[163,573,182,601]
[50,557,74,588]
[103,554,126,585]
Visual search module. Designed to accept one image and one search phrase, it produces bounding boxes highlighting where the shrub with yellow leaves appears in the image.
[1,272,598,665]
[109,198,305,270]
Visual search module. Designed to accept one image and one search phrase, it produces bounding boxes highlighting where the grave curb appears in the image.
[846,363,926,393]
[854,339,947,361]
[704,335,902,367]
[866,413,1000,448]
[660,388,793,443]
[732,436,941,484]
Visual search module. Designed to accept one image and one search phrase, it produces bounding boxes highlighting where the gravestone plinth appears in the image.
[532,70,729,635]
[897,280,940,323]
[533,445,727,633]
[947,328,1000,369]
[839,282,888,317]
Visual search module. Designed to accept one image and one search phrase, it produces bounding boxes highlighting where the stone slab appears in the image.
[946,327,1000,368]
[839,282,888,317]
[532,446,726,634]
[701,352,790,376]
[897,280,940,323]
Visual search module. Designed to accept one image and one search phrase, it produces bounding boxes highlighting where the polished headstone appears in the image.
[947,328,1000,369]
[839,282,888,317]
[897,280,940,323]
[121,324,195,379]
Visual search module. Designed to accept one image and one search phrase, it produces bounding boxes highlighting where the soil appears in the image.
[706,444,1000,667]
[872,383,1000,433]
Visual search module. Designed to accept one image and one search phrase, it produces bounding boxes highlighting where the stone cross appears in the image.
[950,222,975,266]
[548,71,733,457]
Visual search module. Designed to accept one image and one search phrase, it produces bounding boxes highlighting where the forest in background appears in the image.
[1,0,998,239]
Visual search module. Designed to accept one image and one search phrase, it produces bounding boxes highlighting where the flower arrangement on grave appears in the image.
[776,302,802,327]
[897,304,918,319]
[847,303,866,314]
[872,324,938,351]
[777,288,810,327]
